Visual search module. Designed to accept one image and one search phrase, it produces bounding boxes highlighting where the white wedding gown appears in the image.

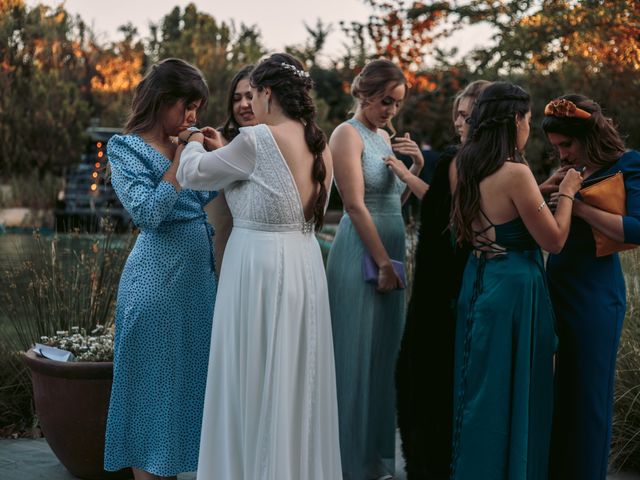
[177,124,343,480]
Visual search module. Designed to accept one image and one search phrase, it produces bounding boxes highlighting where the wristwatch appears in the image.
[180,129,203,145]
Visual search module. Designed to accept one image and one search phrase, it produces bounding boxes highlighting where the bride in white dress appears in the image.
[176,53,342,480]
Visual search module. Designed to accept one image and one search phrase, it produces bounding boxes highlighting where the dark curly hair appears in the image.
[452,81,531,245]
[220,65,254,141]
[250,53,328,230]
[541,94,625,169]
[124,58,208,134]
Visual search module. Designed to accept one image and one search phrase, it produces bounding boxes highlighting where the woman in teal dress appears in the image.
[104,59,217,479]
[449,82,583,479]
[542,95,640,480]
[326,59,424,479]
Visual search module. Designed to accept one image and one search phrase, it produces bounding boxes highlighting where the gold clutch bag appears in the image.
[579,171,636,257]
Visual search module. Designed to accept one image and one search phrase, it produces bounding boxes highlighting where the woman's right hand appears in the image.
[200,127,223,151]
[384,155,411,182]
[377,263,402,293]
[539,165,574,195]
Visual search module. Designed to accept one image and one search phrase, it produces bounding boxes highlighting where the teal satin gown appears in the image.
[450,214,557,479]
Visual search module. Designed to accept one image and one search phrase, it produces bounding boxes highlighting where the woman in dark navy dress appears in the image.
[542,94,640,480]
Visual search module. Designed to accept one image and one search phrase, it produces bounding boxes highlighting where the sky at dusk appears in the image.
[29,0,494,63]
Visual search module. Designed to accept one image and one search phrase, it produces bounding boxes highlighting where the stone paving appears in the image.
[1,435,639,480]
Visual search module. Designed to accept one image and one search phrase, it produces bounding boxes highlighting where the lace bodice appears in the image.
[347,118,404,196]
[177,124,312,230]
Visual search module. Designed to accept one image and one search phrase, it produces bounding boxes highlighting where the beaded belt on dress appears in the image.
[234,218,315,234]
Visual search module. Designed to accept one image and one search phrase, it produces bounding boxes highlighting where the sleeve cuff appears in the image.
[623,215,640,244]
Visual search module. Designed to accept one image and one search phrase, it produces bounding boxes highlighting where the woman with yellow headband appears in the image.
[541,94,640,480]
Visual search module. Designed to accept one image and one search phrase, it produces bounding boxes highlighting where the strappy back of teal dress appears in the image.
[472,210,538,254]
[450,211,557,480]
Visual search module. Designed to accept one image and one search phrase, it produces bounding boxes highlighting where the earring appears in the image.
[267,98,272,114]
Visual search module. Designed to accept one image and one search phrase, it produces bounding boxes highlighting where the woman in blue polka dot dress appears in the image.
[104,58,218,480]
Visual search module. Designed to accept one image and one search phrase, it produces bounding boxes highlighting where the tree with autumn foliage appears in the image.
[0,1,268,179]
[150,4,266,127]
[88,23,146,127]
[333,0,639,178]
[0,0,91,176]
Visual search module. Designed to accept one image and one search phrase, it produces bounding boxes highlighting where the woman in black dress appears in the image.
[394,80,490,480]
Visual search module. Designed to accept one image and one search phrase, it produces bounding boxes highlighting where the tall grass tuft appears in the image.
[0,343,36,437]
[0,226,134,436]
[611,248,640,471]
[0,228,134,351]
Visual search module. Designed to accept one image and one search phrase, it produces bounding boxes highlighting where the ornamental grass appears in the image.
[611,248,640,471]
[0,225,134,436]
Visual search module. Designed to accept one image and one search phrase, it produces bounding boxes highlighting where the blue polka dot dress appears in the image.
[104,134,217,476]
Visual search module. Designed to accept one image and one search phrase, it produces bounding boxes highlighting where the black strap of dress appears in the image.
[471,209,507,256]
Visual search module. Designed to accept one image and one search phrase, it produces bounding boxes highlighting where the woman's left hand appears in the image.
[392,133,424,169]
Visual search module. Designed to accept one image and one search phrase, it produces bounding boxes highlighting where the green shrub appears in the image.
[0,173,63,210]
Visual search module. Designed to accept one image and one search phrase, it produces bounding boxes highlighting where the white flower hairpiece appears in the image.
[281,62,310,78]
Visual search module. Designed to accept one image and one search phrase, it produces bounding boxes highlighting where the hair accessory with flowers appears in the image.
[281,62,310,78]
[544,98,591,119]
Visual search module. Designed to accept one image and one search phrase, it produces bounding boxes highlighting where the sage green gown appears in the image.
[327,117,406,479]
[450,214,557,479]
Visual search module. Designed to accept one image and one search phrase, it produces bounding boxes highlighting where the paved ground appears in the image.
[1,435,639,479]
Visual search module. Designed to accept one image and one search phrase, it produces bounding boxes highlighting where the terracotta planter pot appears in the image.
[24,350,132,480]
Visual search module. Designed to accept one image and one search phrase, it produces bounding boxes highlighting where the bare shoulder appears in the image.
[496,162,538,197]
[501,161,534,181]
[330,122,360,143]
[329,122,363,159]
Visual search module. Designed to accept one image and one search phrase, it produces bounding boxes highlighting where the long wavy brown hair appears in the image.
[451,82,531,245]
[541,94,626,169]
[124,58,208,135]
[220,65,254,141]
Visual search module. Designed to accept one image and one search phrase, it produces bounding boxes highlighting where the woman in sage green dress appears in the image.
[449,82,583,479]
[326,59,424,480]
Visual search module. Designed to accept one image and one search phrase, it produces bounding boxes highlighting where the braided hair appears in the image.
[451,82,531,245]
[250,53,328,230]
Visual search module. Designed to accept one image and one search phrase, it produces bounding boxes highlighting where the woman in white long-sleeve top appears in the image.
[176,53,342,480]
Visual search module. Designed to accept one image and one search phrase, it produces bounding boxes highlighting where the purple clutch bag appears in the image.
[362,253,406,289]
